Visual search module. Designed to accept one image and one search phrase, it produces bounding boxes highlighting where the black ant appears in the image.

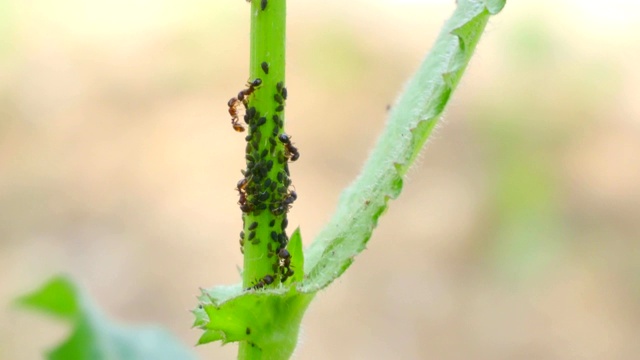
[283,190,297,208]
[238,78,262,105]
[278,133,299,161]
[275,247,294,282]
[237,177,249,193]
[247,274,275,290]
[278,248,290,265]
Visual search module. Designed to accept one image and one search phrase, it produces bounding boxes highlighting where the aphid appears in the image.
[278,233,288,247]
[275,105,284,112]
[269,219,276,227]
[261,61,269,74]
[258,192,269,202]
[246,328,251,335]
[246,107,257,120]
[261,0,267,11]
[274,94,283,104]
[248,222,258,231]
[253,130,262,142]
[248,231,256,241]
[270,231,278,242]
[281,218,288,230]
[276,81,283,93]
[257,116,267,127]
[281,87,288,100]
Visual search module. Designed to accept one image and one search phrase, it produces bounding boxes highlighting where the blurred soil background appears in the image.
[1,0,640,359]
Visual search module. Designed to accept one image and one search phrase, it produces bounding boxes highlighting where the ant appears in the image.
[280,267,294,283]
[283,190,297,208]
[237,178,254,212]
[238,78,262,105]
[278,248,290,266]
[237,177,249,193]
[237,178,254,213]
[275,247,294,282]
[247,274,275,291]
[228,97,245,132]
[278,133,300,161]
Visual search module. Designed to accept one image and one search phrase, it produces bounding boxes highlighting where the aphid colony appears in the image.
[226,68,298,291]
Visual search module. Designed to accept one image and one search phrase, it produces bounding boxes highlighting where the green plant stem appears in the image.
[239,0,288,358]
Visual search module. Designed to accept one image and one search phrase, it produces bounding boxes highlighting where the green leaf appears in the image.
[16,275,196,360]
[195,229,312,359]
[197,286,313,359]
[301,0,504,292]
[287,228,304,283]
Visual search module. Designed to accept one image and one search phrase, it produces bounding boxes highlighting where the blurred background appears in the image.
[1,0,640,359]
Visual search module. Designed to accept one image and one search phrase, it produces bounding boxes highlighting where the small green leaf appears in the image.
[197,287,313,359]
[16,275,79,319]
[17,275,196,360]
[288,228,304,282]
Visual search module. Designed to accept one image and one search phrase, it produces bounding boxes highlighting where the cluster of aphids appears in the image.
[227,61,298,291]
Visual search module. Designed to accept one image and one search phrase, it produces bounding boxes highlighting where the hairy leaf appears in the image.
[301,0,504,292]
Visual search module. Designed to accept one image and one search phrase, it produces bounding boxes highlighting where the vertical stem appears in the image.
[239,0,288,358]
